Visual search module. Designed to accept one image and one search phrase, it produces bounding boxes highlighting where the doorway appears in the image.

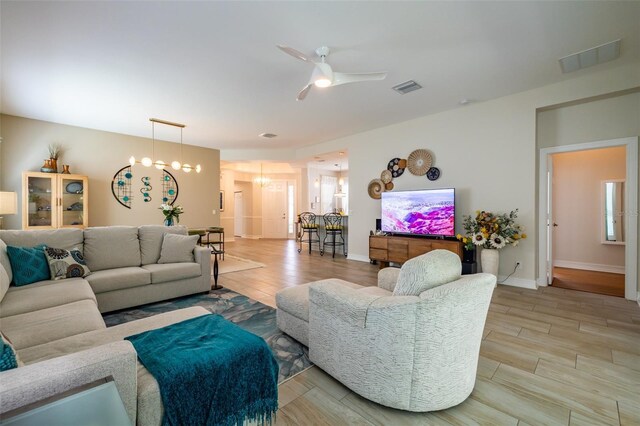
[261,180,289,239]
[538,137,638,300]
[234,191,244,237]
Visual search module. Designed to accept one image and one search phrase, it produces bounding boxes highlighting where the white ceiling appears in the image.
[2,1,639,151]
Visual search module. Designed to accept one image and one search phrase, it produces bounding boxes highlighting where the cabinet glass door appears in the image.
[26,175,56,228]
[60,176,87,227]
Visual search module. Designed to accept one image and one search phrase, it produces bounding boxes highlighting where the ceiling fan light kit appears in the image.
[277,44,388,101]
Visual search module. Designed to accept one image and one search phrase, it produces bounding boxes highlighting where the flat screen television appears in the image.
[381,188,455,237]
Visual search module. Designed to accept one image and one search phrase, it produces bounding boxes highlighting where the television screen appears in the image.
[381,188,455,237]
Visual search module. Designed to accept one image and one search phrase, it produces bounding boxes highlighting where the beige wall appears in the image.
[0,114,220,229]
[287,61,640,287]
[552,147,626,271]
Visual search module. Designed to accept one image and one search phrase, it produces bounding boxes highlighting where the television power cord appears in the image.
[498,262,520,284]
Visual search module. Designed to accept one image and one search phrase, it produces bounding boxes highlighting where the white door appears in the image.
[234,192,244,237]
[262,180,288,239]
[546,155,554,285]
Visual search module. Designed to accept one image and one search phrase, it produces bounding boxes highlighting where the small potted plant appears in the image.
[159,204,184,226]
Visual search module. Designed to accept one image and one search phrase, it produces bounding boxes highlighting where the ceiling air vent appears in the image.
[559,39,621,73]
[392,80,422,95]
[259,133,278,138]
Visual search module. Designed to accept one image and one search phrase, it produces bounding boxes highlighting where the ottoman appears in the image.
[275,279,363,346]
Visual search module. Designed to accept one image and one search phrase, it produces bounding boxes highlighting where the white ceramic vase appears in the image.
[481,248,500,277]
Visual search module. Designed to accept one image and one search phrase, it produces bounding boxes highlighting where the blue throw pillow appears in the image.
[6,245,49,286]
[0,334,18,372]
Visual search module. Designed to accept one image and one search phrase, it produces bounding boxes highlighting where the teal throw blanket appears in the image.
[125,314,279,426]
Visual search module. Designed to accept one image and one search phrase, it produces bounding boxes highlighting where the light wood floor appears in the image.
[553,267,625,298]
[221,239,640,426]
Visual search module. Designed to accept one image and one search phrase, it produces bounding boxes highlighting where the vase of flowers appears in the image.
[457,209,526,277]
[159,204,183,226]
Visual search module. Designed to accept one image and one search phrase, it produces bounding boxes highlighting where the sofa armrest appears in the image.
[377,267,401,292]
[194,246,211,286]
[0,341,138,425]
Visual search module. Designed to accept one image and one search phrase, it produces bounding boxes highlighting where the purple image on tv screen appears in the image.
[381,188,455,236]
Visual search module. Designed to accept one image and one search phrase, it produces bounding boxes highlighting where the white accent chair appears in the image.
[276,250,496,412]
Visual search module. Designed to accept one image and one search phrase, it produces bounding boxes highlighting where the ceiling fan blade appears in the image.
[277,45,313,63]
[332,72,388,87]
[296,83,313,101]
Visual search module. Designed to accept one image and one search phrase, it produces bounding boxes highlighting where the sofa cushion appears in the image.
[18,307,210,365]
[0,229,84,254]
[0,264,9,303]
[83,226,141,271]
[0,278,95,318]
[43,247,91,281]
[139,225,188,265]
[6,245,49,286]
[157,234,199,264]
[0,300,106,350]
[393,249,462,296]
[85,267,151,294]
[276,279,363,322]
[0,239,12,283]
[141,263,201,285]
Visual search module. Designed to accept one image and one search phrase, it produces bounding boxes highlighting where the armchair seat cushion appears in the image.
[86,267,151,293]
[276,279,362,322]
[142,263,201,284]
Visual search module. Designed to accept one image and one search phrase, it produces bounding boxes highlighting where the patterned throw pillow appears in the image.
[0,332,19,372]
[6,245,50,286]
[43,247,91,280]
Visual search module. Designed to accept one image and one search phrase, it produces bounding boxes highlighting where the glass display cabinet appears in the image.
[22,172,89,229]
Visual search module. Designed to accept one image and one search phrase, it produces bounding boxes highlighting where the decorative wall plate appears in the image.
[385,182,394,191]
[111,165,133,209]
[426,167,441,181]
[380,169,392,184]
[387,158,405,178]
[407,149,433,176]
[368,179,385,199]
[65,182,83,194]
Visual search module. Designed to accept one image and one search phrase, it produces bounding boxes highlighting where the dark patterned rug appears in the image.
[102,288,312,383]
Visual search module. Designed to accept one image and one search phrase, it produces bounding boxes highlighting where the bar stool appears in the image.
[298,212,321,254]
[322,213,347,258]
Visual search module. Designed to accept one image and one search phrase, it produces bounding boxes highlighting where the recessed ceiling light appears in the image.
[259,133,277,138]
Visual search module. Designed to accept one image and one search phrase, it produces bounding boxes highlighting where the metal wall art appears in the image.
[162,169,179,205]
[111,165,133,209]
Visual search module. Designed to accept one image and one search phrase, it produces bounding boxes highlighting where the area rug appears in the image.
[216,254,265,274]
[102,288,311,383]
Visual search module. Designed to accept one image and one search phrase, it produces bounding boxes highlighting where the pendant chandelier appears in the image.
[129,118,201,173]
[334,163,346,197]
[254,163,271,187]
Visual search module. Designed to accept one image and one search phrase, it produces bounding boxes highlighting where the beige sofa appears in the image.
[0,225,212,425]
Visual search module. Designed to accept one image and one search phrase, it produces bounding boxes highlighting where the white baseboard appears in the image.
[347,254,371,263]
[536,277,549,287]
[497,276,537,290]
[242,234,261,240]
[554,260,625,274]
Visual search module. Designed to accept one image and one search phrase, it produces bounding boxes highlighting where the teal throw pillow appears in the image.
[43,247,91,280]
[0,333,18,372]
[6,245,49,286]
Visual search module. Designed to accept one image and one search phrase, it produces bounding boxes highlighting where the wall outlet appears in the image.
[515,261,522,270]
[212,209,217,215]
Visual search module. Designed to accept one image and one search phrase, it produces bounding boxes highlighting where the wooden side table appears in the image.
[204,227,224,260]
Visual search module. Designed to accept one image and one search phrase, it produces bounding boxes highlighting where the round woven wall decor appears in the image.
[407,149,433,176]
[368,179,385,199]
[380,169,392,184]
[385,182,394,191]
[387,158,406,178]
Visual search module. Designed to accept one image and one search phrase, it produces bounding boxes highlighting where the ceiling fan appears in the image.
[277,45,388,101]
